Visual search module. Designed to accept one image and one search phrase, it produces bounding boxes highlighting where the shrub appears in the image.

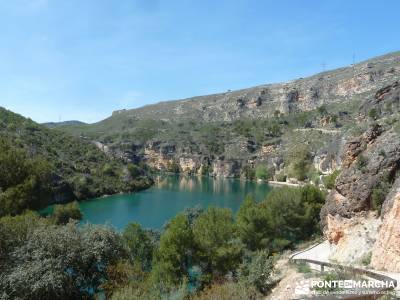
[368,108,378,120]
[0,222,126,299]
[356,154,368,172]
[296,261,312,273]
[323,170,340,189]
[255,165,270,180]
[0,138,52,216]
[127,164,141,178]
[371,174,391,214]
[242,166,256,180]
[275,172,287,182]
[361,252,372,266]
[238,250,275,294]
[50,201,82,225]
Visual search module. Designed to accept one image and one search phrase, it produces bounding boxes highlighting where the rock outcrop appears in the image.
[370,177,400,272]
[321,82,400,269]
[321,124,400,221]
[326,212,381,264]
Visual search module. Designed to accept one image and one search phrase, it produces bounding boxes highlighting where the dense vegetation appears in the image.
[0,182,325,299]
[0,107,151,213]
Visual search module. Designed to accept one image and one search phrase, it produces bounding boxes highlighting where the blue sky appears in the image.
[0,0,399,123]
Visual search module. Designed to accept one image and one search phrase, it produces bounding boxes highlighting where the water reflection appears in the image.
[154,175,268,200]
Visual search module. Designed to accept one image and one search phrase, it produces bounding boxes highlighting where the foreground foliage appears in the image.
[0,182,325,299]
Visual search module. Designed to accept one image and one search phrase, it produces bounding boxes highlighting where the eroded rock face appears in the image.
[212,159,241,177]
[371,178,400,272]
[326,212,381,264]
[360,81,400,119]
[320,125,400,222]
[321,119,400,267]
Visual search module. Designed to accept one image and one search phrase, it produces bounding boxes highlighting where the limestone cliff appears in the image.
[370,178,400,271]
[320,81,400,271]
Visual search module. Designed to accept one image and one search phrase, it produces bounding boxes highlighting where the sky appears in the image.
[0,0,399,123]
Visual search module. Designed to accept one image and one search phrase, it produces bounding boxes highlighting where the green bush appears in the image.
[356,154,368,172]
[323,170,340,189]
[237,185,325,253]
[368,108,378,120]
[122,222,155,271]
[127,164,141,178]
[361,252,372,266]
[0,138,52,216]
[275,172,287,182]
[50,201,82,225]
[371,173,392,214]
[238,250,275,293]
[286,145,312,181]
[242,166,256,180]
[255,165,270,180]
[296,261,312,273]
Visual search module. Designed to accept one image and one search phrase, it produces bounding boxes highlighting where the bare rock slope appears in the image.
[321,81,400,272]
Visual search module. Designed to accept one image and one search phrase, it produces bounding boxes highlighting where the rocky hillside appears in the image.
[0,107,151,206]
[59,51,400,183]
[107,51,400,122]
[320,81,400,271]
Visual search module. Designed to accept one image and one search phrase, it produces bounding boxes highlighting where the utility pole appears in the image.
[322,61,326,72]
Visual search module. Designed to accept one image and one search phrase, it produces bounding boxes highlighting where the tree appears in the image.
[50,201,82,225]
[0,138,52,216]
[193,207,243,278]
[236,196,269,251]
[260,185,326,252]
[152,213,193,287]
[255,165,270,180]
[122,222,155,270]
[287,145,312,181]
[127,164,141,178]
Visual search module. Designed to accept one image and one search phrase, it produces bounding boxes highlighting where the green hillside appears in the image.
[0,107,151,215]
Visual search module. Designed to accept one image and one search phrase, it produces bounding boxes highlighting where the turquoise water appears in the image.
[78,176,271,230]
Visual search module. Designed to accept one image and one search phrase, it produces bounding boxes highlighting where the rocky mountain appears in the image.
[109,51,400,122]
[58,51,400,182]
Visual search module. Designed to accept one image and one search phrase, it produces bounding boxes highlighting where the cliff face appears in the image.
[371,178,400,271]
[320,81,400,271]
